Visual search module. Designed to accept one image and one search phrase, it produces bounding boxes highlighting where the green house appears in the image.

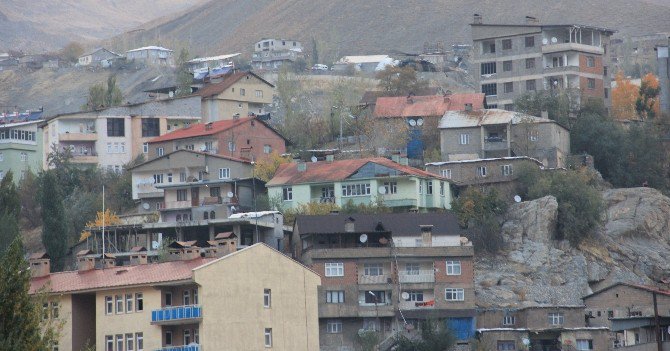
[0,120,43,183]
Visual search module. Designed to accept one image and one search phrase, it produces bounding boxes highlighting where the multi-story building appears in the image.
[471,16,615,110]
[146,116,287,162]
[197,72,275,122]
[289,213,475,351]
[29,242,320,351]
[477,305,609,351]
[439,109,570,168]
[125,46,175,67]
[267,157,452,211]
[251,39,303,70]
[0,119,43,182]
[129,149,260,221]
[41,96,201,170]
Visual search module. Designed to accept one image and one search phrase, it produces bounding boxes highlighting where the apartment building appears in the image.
[477,306,609,351]
[0,119,43,182]
[289,213,475,351]
[251,39,303,70]
[439,109,570,168]
[41,96,201,170]
[197,72,275,122]
[146,116,287,162]
[125,46,174,67]
[30,243,320,351]
[471,16,615,110]
[267,157,452,211]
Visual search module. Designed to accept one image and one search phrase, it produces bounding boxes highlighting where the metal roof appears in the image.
[187,53,241,64]
[439,109,554,129]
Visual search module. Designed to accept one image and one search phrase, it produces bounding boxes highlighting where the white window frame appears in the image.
[548,312,564,325]
[263,144,272,154]
[115,295,124,314]
[364,263,384,276]
[282,187,293,201]
[445,288,465,301]
[219,168,230,179]
[264,328,272,348]
[383,181,397,194]
[228,141,236,151]
[326,290,345,303]
[503,315,515,326]
[459,134,470,145]
[440,169,451,179]
[126,333,134,351]
[440,181,445,196]
[446,260,462,275]
[183,290,190,305]
[157,147,164,156]
[136,333,143,351]
[105,296,113,315]
[135,293,143,312]
[408,290,424,301]
[165,331,173,346]
[405,263,420,275]
[326,319,343,333]
[106,336,113,351]
[325,262,344,277]
[115,334,123,351]
[477,166,487,177]
[341,183,371,197]
[183,329,191,345]
[502,164,513,176]
[143,143,148,153]
[426,181,433,195]
[125,293,133,313]
[264,289,271,308]
[576,339,593,351]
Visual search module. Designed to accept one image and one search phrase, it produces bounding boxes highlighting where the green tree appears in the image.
[19,171,42,228]
[394,319,456,351]
[40,171,69,271]
[0,212,20,255]
[175,48,192,97]
[0,170,20,217]
[0,239,58,350]
[357,330,380,351]
[376,66,428,96]
[514,90,580,127]
[451,187,507,252]
[85,75,122,110]
[311,37,319,66]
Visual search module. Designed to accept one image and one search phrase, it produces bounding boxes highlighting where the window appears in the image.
[107,118,125,137]
[503,315,515,326]
[282,187,293,201]
[503,60,512,72]
[165,292,173,306]
[419,181,423,194]
[166,173,172,183]
[408,291,424,301]
[105,296,113,314]
[365,291,388,304]
[504,82,514,93]
[426,181,433,195]
[405,263,420,275]
[525,58,535,69]
[526,79,536,91]
[502,39,512,50]
[608,310,614,318]
[529,130,539,141]
[576,339,593,351]
[445,288,465,301]
[586,56,595,68]
[264,328,272,348]
[183,290,190,305]
[156,202,163,210]
[264,289,271,308]
[141,118,160,137]
[440,169,452,179]
[263,144,272,154]
[204,141,213,151]
[126,333,134,351]
[115,295,124,314]
[341,183,371,197]
[440,181,445,196]
[477,166,487,177]
[383,181,397,194]
[325,262,344,277]
[126,293,133,312]
[142,143,148,153]
[106,336,114,351]
[326,290,345,303]
[219,168,230,179]
[20,152,27,162]
[135,293,143,312]
[228,141,236,151]
[255,90,263,98]
[116,335,123,351]
[42,303,49,320]
[136,333,143,351]
[459,134,470,145]
[327,319,343,333]
[446,260,461,275]
[240,88,246,96]
[179,172,186,182]
[502,164,513,176]
[498,341,516,350]
[482,83,497,96]
[157,147,164,156]
[525,36,535,47]
[194,329,199,344]
[153,174,163,184]
[587,78,596,89]
[184,330,191,345]
[548,312,564,325]
[480,62,496,75]
[364,263,384,276]
[604,88,609,99]
[51,302,59,319]
[165,331,173,346]
[177,189,187,201]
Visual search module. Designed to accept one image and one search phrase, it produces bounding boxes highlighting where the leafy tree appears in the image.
[59,41,84,63]
[254,152,291,182]
[0,212,20,255]
[40,171,69,271]
[85,75,122,110]
[611,71,639,120]
[80,209,121,241]
[394,319,456,351]
[451,187,507,252]
[635,73,661,120]
[19,171,42,228]
[175,48,192,97]
[311,37,319,66]
[514,89,580,127]
[0,238,58,350]
[376,66,428,96]
[357,330,380,351]
[0,170,20,218]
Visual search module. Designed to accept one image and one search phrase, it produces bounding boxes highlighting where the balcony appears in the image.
[151,305,202,325]
[311,197,335,204]
[161,201,192,210]
[71,153,98,164]
[381,198,417,207]
[542,65,579,74]
[154,345,200,351]
[398,270,435,283]
[359,274,391,285]
[483,139,508,151]
[542,42,604,55]
[59,132,97,141]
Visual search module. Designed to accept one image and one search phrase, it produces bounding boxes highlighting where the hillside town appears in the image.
[4,4,670,351]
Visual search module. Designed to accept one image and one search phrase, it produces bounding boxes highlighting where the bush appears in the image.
[451,188,507,253]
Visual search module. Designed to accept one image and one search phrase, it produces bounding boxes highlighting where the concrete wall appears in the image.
[584,285,670,328]
[201,75,273,122]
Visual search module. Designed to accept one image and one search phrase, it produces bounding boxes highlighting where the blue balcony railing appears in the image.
[151,305,202,323]
[155,345,200,351]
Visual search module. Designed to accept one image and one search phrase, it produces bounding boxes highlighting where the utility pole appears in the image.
[654,292,662,351]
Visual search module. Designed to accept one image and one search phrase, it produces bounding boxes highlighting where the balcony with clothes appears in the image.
[541,26,606,55]
[60,143,98,163]
[358,290,395,317]
[398,290,436,310]
[57,119,97,141]
[310,184,336,204]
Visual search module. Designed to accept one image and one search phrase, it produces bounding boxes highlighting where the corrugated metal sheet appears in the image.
[439,109,553,128]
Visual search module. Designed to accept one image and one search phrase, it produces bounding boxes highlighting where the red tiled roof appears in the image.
[30,257,214,294]
[127,149,251,171]
[148,117,252,143]
[197,72,274,99]
[373,93,485,118]
[267,157,443,186]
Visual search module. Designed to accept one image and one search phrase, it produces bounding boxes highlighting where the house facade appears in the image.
[30,243,320,351]
[267,157,452,211]
[251,39,303,70]
[471,17,615,110]
[78,48,121,67]
[197,72,274,122]
[332,55,395,73]
[439,109,570,168]
[126,46,175,67]
[146,116,287,162]
[0,120,43,183]
[290,213,475,351]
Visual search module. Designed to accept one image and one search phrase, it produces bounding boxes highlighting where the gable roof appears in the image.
[267,157,443,186]
[127,149,251,171]
[146,116,288,144]
[374,93,485,118]
[197,72,275,99]
[439,109,557,129]
[583,282,670,300]
[80,48,121,58]
[126,46,173,53]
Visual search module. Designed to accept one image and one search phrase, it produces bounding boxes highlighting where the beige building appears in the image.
[197,72,274,123]
[30,243,320,351]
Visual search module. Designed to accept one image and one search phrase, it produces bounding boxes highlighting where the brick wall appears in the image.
[584,284,670,328]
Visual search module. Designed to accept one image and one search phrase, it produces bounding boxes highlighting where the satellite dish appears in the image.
[359,234,368,243]
[522,338,530,346]
[401,292,410,300]
[514,195,522,203]
[551,37,558,44]
[151,241,159,250]
[408,119,417,126]
[142,202,150,210]
[417,118,424,126]
[311,155,318,163]
[227,191,234,198]
[542,38,549,45]
[378,186,387,194]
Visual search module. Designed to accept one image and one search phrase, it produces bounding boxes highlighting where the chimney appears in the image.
[345,217,356,232]
[541,110,549,119]
[129,246,148,265]
[473,14,483,24]
[204,122,213,130]
[464,103,473,112]
[214,232,238,256]
[525,16,539,24]
[399,156,409,166]
[420,225,433,247]
[167,241,201,261]
[29,252,51,278]
[326,154,335,162]
[76,250,95,271]
[297,162,307,172]
[100,253,116,268]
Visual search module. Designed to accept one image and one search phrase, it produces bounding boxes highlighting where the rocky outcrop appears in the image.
[602,187,670,240]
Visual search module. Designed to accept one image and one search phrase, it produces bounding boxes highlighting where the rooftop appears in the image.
[374,93,485,118]
[439,109,556,129]
[470,23,616,34]
[583,282,670,299]
[148,116,253,143]
[336,55,392,64]
[426,156,543,167]
[127,149,252,171]
[187,53,241,64]
[197,72,274,99]
[126,46,173,53]
[294,212,461,236]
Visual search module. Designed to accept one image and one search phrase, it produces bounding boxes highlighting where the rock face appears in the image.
[475,188,670,308]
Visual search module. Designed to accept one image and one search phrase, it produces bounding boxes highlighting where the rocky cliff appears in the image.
[475,187,670,308]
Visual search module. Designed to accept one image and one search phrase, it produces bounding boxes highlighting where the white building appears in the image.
[126,46,174,67]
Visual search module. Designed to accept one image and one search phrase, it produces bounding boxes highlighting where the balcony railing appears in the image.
[151,305,202,324]
[162,201,192,210]
[359,274,391,284]
[154,345,200,351]
[311,197,336,203]
[398,270,435,283]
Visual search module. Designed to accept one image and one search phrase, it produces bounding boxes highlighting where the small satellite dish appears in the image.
[542,38,549,45]
[359,234,368,243]
[522,338,530,346]
[142,202,150,210]
[514,195,522,203]
[227,191,234,198]
[416,118,424,126]
[408,119,417,126]
[378,186,387,194]
[401,292,410,300]
[551,37,558,44]
[311,155,318,163]
[151,241,159,250]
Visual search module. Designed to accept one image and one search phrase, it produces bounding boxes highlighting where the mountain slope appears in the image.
[116,0,670,61]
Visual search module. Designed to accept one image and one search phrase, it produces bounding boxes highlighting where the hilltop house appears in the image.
[77,48,122,67]
[267,157,451,211]
[332,55,395,73]
[29,243,320,351]
[251,39,303,70]
[126,46,174,67]
[187,53,240,80]
[197,72,275,122]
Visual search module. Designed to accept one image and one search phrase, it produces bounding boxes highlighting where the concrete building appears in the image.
[438,109,570,168]
[656,43,670,114]
[30,243,320,351]
[251,38,303,70]
[471,16,615,110]
[0,119,43,183]
[77,48,122,67]
[611,33,669,78]
[197,72,275,122]
[332,55,395,73]
[267,157,452,211]
[41,96,201,170]
[289,213,475,351]
[126,46,174,67]
[146,116,287,162]
[187,53,239,80]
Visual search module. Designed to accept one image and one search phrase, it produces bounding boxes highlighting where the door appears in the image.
[191,187,199,207]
